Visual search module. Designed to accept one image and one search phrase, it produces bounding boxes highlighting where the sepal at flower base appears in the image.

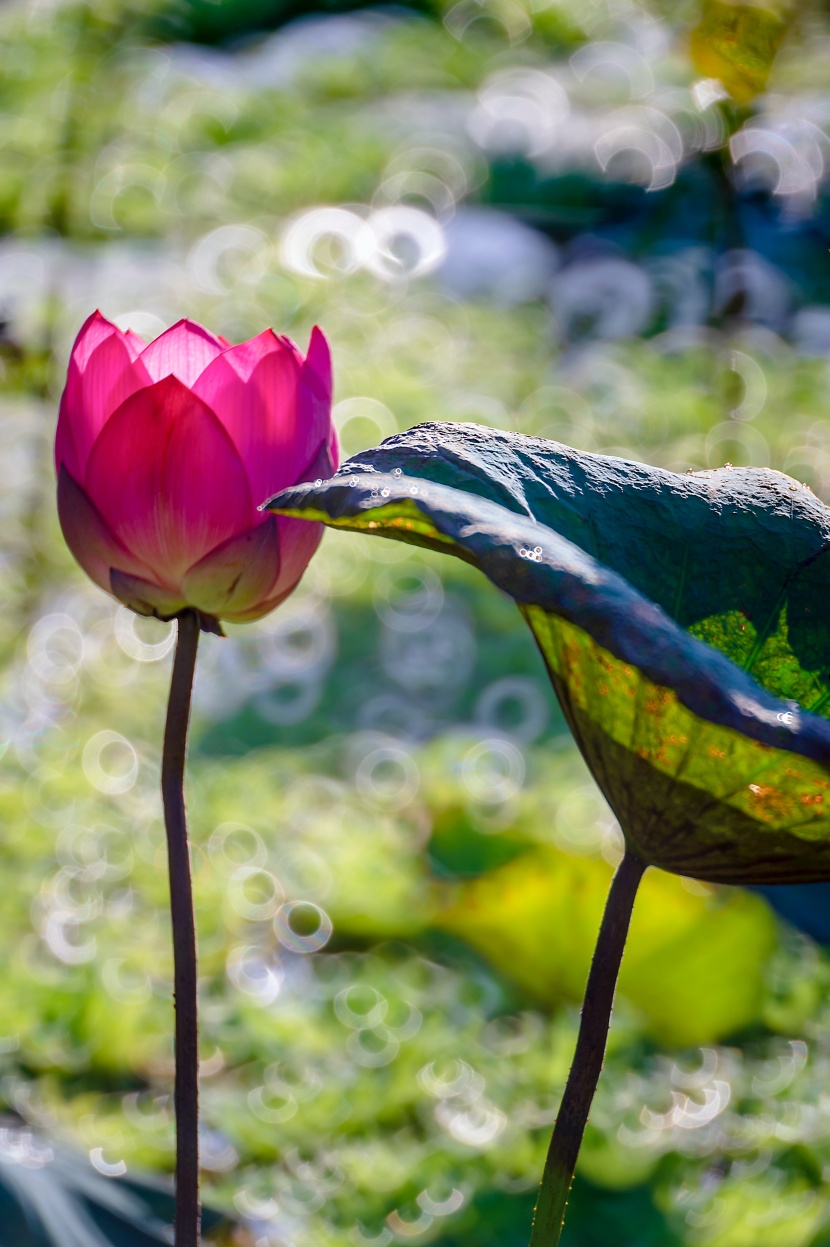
[109,569,187,621]
[180,517,281,621]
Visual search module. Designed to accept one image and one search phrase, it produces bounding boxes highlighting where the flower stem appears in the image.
[529,849,646,1247]
[162,609,201,1247]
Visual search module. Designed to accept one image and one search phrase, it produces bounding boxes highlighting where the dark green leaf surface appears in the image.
[269,422,830,885]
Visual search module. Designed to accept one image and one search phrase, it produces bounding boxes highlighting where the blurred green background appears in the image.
[4,0,830,1243]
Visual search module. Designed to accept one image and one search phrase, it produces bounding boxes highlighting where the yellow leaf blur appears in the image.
[689,0,790,103]
[439,847,778,1046]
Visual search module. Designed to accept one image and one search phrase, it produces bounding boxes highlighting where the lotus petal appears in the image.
[181,516,281,616]
[86,376,253,586]
[139,318,228,387]
[56,312,150,482]
[57,466,157,594]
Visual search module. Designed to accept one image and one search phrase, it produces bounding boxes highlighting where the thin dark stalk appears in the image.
[529,850,646,1247]
[161,609,201,1247]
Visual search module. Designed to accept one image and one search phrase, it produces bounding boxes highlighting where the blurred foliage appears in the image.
[2,0,830,1243]
[689,0,792,103]
[440,850,777,1045]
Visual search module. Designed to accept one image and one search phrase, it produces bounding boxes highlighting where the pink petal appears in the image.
[223,576,303,624]
[258,437,336,512]
[56,313,151,482]
[110,569,187,620]
[329,428,340,474]
[70,311,143,369]
[121,327,148,355]
[273,514,324,593]
[304,325,333,409]
[292,438,336,488]
[55,406,82,485]
[192,332,300,505]
[192,329,332,508]
[223,525,321,623]
[181,516,281,617]
[139,319,228,387]
[85,376,253,588]
[223,534,319,622]
[300,327,339,478]
[56,466,158,595]
[299,326,339,473]
[216,327,292,376]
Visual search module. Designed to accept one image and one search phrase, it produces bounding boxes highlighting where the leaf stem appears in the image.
[529,849,646,1247]
[162,609,201,1247]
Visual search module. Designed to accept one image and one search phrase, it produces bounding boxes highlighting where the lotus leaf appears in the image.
[269,422,830,886]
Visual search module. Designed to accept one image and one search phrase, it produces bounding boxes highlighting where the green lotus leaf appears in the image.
[268,422,830,886]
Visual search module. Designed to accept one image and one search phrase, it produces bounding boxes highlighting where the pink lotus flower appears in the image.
[55,312,338,627]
